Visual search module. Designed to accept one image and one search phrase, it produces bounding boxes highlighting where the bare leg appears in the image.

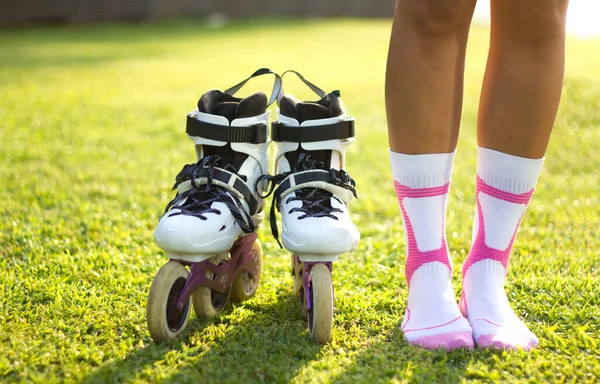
[386,0,477,154]
[461,0,569,350]
[386,0,477,350]
[478,0,569,158]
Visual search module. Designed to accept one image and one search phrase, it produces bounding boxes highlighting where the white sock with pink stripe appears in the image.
[460,147,544,350]
[390,150,473,350]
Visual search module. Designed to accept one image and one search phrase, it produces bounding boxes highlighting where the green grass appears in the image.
[0,18,599,383]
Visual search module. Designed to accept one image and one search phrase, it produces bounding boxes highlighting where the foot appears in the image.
[460,259,538,350]
[402,262,474,350]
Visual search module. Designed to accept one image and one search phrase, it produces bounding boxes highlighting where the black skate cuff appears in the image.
[271,119,355,142]
[187,116,268,144]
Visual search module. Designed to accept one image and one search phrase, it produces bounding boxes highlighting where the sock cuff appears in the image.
[390,150,455,189]
[477,147,543,194]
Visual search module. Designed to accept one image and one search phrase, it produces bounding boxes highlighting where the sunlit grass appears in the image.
[0,19,599,383]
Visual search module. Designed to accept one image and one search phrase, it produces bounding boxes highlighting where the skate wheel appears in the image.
[147,261,191,341]
[192,253,231,318]
[230,239,263,302]
[308,263,333,344]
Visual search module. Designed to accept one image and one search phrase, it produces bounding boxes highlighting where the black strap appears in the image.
[186,116,267,144]
[225,68,282,106]
[187,167,259,215]
[278,70,327,103]
[273,169,357,204]
[271,119,355,142]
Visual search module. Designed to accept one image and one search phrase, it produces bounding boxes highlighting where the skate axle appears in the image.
[175,233,258,311]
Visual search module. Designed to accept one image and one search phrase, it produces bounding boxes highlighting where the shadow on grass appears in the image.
[82,293,324,383]
[328,322,510,383]
[331,324,472,384]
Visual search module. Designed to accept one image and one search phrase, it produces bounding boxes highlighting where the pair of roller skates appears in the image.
[146,69,360,344]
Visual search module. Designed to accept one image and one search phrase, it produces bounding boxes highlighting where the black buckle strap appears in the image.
[271,119,355,142]
[186,116,268,144]
[180,166,259,216]
[273,169,357,204]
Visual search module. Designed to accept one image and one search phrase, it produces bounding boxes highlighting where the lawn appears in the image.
[0,18,598,383]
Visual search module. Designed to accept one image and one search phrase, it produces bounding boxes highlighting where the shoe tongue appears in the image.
[294,152,323,172]
[279,91,344,123]
[198,90,267,122]
[279,95,301,120]
[212,102,238,121]
[236,91,267,119]
[297,103,329,122]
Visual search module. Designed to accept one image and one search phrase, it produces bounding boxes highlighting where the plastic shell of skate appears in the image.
[273,114,359,258]
[153,110,271,263]
[149,113,269,341]
[268,73,360,343]
[148,68,281,341]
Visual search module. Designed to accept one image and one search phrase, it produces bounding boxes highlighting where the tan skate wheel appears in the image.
[147,261,191,341]
[308,263,334,344]
[230,239,263,302]
[192,252,231,318]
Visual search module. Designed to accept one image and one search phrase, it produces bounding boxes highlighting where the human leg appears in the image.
[386,0,476,154]
[386,0,477,349]
[461,0,569,350]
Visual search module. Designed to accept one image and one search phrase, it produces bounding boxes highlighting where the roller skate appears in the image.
[147,69,282,341]
[258,71,360,343]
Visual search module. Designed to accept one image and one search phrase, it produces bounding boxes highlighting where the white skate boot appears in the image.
[258,71,359,343]
[147,69,281,341]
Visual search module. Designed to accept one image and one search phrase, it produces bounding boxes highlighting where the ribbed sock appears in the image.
[391,150,473,350]
[460,147,543,350]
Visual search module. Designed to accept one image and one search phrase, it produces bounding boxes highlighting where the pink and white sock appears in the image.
[460,147,543,350]
[391,150,473,350]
